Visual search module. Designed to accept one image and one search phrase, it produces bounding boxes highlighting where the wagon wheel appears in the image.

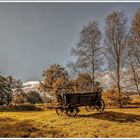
[95,98,105,112]
[66,105,78,117]
[56,107,64,116]
[55,103,66,116]
[85,105,95,112]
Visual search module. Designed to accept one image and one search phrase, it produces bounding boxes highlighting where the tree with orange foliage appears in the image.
[41,64,72,101]
[71,73,102,93]
[72,73,92,93]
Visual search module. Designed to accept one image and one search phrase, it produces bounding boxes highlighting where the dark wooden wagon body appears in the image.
[62,92,101,106]
[55,92,105,117]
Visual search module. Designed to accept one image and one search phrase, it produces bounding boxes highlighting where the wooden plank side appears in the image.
[63,92,99,105]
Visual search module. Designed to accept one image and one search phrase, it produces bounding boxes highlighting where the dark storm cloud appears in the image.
[0,3,139,81]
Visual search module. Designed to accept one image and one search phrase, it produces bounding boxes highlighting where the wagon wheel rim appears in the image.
[85,105,95,112]
[66,107,78,117]
[95,98,105,112]
[56,107,64,116]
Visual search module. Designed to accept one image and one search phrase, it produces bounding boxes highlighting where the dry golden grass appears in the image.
[130,95,140,104]
[0,107,140,138]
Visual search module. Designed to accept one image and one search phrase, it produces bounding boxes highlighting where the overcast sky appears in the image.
[0,3,140,82]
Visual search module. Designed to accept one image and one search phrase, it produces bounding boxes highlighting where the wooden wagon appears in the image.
[55,92,105,117]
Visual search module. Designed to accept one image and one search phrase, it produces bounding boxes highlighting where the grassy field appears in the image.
[0,107,140,138]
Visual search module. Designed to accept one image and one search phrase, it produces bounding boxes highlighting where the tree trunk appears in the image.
[91,60,95,93]
[117,60,121,108]
[117,74,121,108]
[129,57,140,95]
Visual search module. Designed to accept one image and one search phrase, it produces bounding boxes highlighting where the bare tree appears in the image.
[129,8,140,65]
[131,8,140,46]
[126,8,140,95]
[69,21,103,92]
[66,61,80,79]
[104,11,129,107]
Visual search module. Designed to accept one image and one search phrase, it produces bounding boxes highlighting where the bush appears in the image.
[103,89,131,107]
[27,91,43,104]
[0,104,42,112]
[14,104,42,111]
[130,95,140,105]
